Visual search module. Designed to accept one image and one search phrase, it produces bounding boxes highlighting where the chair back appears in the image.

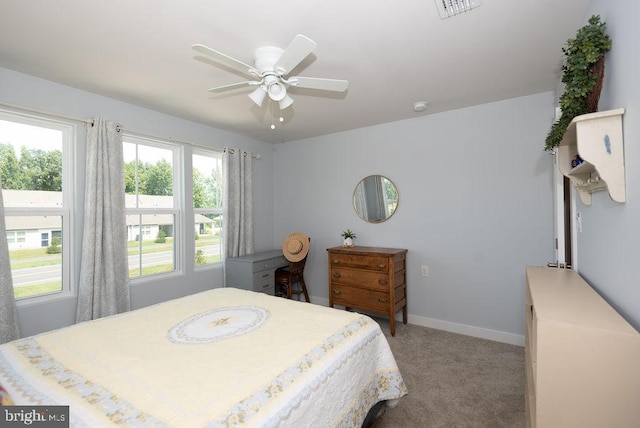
[288,256,307,274]
[277,236,311,302]
[284,237,310,274]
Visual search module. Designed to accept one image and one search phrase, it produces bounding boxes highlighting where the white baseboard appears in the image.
[407,314,524,346]
[310,296,525,347]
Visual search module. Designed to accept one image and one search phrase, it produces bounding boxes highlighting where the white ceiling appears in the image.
[0,0,589,144]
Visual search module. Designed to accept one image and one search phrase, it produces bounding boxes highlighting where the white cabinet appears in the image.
[525,266,640,427]
[557,108,625,205]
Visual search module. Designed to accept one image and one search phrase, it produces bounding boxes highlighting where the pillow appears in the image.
[0,384,14,406]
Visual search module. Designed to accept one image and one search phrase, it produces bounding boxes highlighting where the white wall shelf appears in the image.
[557,108,625,205]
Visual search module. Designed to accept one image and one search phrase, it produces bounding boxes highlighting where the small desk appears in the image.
[226,249,289,295]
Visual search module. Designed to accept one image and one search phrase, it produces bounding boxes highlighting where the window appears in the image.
[193,150,223,267]
[0,111,73,300]
[6,230,26,244]
[123,135,180,279]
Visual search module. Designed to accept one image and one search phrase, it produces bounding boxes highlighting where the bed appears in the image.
[0,287,407,427]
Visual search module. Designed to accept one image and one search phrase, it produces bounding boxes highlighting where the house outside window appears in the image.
[124,136,180,279]
[124,138,224,277]
[0,110,74,301]
[193,150,223,267]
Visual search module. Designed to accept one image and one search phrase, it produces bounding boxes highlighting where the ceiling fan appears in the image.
[192,34,349,125]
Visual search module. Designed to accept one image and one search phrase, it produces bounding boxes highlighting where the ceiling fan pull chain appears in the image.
[270,100,276,130]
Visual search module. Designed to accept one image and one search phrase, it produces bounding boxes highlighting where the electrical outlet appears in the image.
[421,265,429,277]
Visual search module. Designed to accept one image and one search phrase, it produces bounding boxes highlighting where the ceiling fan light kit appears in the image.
[279,95,294,110]
[266,80,287,102]
[248,86,267,107]
[192,34,348,128]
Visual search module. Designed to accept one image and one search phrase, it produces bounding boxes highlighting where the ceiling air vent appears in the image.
[435,0,483,19]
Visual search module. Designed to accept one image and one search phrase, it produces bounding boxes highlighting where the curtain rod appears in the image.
[0,100,261,159]
[120,128,261,159]
[0,100,92,125]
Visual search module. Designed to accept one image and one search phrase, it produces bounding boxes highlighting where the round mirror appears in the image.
[353,175,399,223]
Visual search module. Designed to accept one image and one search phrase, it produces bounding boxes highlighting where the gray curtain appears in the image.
[353,181,368,222]
[223,148,254,258]
[363,175,387,222]
[0,177,20,343]
[76,119,130,322]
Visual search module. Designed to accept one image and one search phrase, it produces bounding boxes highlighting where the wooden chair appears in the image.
[275,238,310,302]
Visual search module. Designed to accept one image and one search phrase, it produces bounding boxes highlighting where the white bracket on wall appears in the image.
[557,109,625,206]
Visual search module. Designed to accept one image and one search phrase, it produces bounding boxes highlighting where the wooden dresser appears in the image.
[327,246,407,336]
[525,266,640,427]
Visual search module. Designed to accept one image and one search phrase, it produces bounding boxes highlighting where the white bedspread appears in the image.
[0,288,407,427]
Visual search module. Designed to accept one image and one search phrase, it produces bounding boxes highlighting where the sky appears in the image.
[0,119,62,155]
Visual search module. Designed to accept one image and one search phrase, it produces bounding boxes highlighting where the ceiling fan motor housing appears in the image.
[254,46,285,74]
[253,47,289,102]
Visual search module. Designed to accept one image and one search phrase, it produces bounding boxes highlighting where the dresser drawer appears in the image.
[253,282,275,295]
[253,269,274,285]
[253,258,275,272]
[330,267,390,290]
[331,285,390,313]
[329,254,389,272]
[274,256,289,269]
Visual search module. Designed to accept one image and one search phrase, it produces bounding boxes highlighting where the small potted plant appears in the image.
[341,229,356,247]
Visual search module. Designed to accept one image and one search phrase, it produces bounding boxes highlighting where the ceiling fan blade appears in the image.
[274,35,317,76]
[192,44,258,77]
[288,76,349,92]
[207,81,261,93]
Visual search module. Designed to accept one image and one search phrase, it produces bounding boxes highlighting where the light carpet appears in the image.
[374,319,525,428]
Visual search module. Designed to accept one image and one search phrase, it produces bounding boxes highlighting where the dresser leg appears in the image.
[403,305,407,324]
[390,317,396,336]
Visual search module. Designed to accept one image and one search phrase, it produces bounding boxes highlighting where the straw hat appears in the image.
[282,232,310,262]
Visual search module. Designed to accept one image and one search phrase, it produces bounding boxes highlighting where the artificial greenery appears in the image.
[545,15,612,152]
[341,229,357,239]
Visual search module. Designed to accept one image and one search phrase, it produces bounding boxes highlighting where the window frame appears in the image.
[0,108,75,304]
[192,148,224,269]
[123,133,183,282]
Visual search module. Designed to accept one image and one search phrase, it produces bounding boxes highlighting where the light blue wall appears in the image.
[273,92,556,343]
[576,0,640,330]
[0,67,275,337]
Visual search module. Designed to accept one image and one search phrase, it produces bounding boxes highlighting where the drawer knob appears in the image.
[332,259,341,264]
[333,289,342,295]
[333,272,341,279]
[262,273,270,278]
[378,263,387,268]
[378,280,388,286]
[378,298,389,303]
